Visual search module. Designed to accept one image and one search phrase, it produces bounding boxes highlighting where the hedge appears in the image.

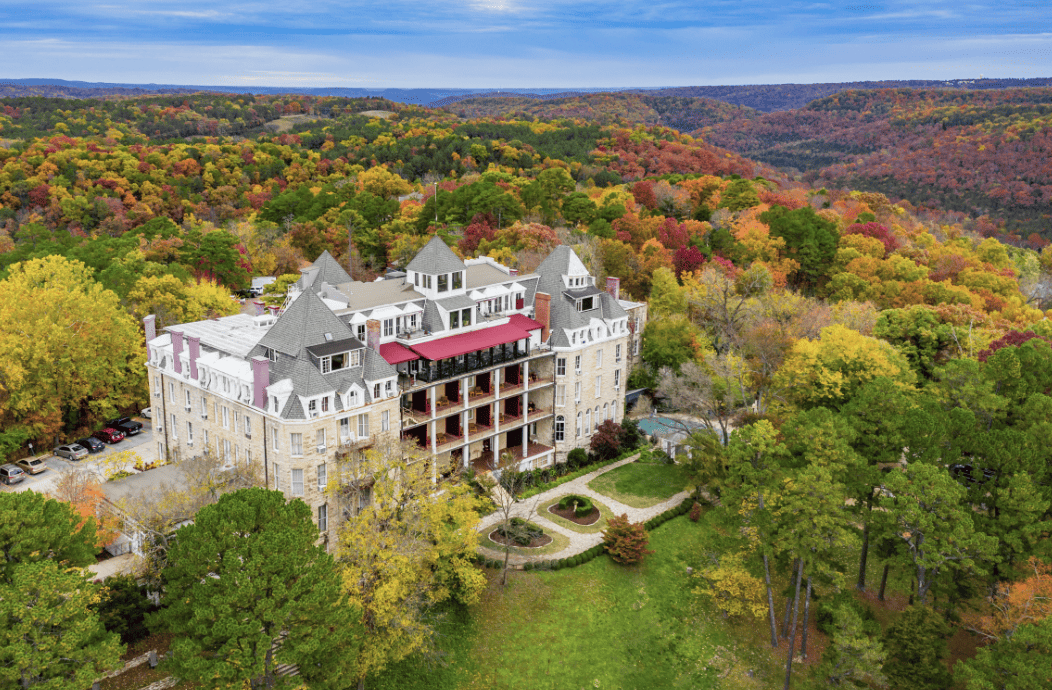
[518,445,646,500]
[643,497,693,531]
[557,494,595,518]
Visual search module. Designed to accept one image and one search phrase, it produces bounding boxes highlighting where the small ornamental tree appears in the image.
[590,420,623,460]
[696,552,768,619]
[602,514,654,565]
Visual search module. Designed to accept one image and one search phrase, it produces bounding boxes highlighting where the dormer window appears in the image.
[576,296,594,312]
[264,347,278,362]
[438,274,448,292]
[452,272,463,290]
[350,350,361,367]
[450,310,460,329]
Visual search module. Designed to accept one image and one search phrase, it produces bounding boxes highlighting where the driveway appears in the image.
[4,420,157,495]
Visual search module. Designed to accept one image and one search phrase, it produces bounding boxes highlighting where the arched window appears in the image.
[603,402,609,422]
[576,412,582,437]
[585,409,591,434]
[594,406,600,431]
[555,415,565,442]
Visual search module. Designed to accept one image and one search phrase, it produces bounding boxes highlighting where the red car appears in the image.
[93,428,125,444]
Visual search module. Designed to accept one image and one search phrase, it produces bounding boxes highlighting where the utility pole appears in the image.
[434,181,439,224]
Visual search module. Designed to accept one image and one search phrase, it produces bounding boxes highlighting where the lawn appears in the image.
[587,460,692,508]
[372,515,785,690]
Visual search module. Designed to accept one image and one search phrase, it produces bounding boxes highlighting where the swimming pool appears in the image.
[636,416,703,436]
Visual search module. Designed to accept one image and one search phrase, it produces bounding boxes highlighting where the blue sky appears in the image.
[1,1,1049,88]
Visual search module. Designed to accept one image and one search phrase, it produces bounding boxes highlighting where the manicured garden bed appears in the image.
[487,518,553,548]
[541,494,612,533]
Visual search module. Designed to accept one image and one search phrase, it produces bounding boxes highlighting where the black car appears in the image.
[76,436,106,453]
[106,417,143,436]
[949,464,998,485]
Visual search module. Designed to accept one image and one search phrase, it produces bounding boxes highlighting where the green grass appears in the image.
[539,494,613,533]
[372,516,785,690]
[587,461,692,509]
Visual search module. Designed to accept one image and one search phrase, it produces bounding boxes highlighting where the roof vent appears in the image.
[324,333,333,342]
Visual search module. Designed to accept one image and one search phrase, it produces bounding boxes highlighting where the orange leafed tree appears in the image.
[48,470,121,549]
[966,557,1052,643]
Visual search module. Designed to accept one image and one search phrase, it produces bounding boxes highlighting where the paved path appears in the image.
[476,453,691,565]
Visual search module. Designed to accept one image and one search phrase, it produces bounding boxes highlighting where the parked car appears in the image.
[15,457,47,475]
[0,464,25,485]
[75,437,106,454]
[54,443,89,461]
[106,417,143,436]
[141,407,152,419]
[949,464,998,485]
[93,428,125,444]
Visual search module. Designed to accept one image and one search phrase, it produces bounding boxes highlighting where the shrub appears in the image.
[816,593,881,638]
[590,419,623,460]
[557,494,595,518]
[620,417,644,450]
[567,448,587,468]
[495,517,545,546]
[696,552,768,619]
[602,514,654,565]
[94,574,156,644]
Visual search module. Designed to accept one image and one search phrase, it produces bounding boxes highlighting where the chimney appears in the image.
[251,356,269,409]
[366,319,381,351]
[143,315,156,358]
[606,276,621,301]
[170,329,183,374]
[187,336,201,380]
[267,305,280,317]
[509,268,518,277]
[253,300,265,316]
[535,292,551,342]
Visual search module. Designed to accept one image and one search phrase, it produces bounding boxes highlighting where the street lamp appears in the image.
[434,181,438,224]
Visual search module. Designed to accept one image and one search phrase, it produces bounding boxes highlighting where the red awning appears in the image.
[410,323,529,361]
[379,342,419,365]
[507,313,544,332]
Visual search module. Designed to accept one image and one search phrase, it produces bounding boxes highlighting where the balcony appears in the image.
[470,442,555,472]
[466,422,493,442]
[527,373,554,388]
[466,386,495,407]
[526,403,554,423]
[409,342,541,386]
[434,395,463,416]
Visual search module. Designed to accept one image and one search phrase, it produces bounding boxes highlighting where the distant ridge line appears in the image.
[427,90,603,108]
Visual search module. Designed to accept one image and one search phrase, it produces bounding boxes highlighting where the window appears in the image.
[247,449,251,464]
[438,274,448,292]
[358,414,369,438]
[204,429,209,447]
[350,350,361,367]
[318,504,328,532]
[385,381,393,396]
[461,308,472,327]
[348,390,359,407]
[187,421,193,445]
[308,400,318,418]
[449,310,460,329]
[555,416,565,441]
[317,463,327,490]
[577,296,594,312]
[556,358,566,376]
[633,338,639,355]
[381,410,390,432]
[291,433,303,456]
[154,375,160,396]
[556,385,566,407]
[604,402,609,422]
[340,417,351,442]
[168,381,175,402]
[222,406,229,429]
[272,427,279,451]
[585,408,591,434]
[273,464,281,491]
[320,356,332,374]
[414,272,420,286]
[596,349,603,368]
[185,389,191,410]
[357,324,366,341]
[383,319,394,337]
[292,469,304,496]
[575,412,582,437]
[266,347,277,362]
[594,406,600,431]
[616,344,622,362]
[574,381,581,402]
[321,396,329,413]
[574,355,581,374]
[425,274,432,290]
[223,439,231,462]
[614,369,621,389]
[170,414,177,439]
[316,428,326,451]
[595,375,602,397]
[452,272,462,290]
[201,395,208,418]
[245,417,251,438]
[373,383,380,399]
[271,396,278,413]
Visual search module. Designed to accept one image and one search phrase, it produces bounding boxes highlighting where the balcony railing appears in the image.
[526,405,554,422]
[466,422,493,441]
[411,343,536,385]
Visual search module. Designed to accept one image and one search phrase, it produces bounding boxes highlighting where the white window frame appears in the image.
[585,408,591,435]
[318,504,328,532]
[575,412,582,437]
[317,463,327,491]
[168,381,175,403]
[555,416,565,441]
[186,421,193,445]
[200,395,208,419]
[222,406,229,429]
[574,355,581,375]
[272,427,279,451]
[556,358,566,376]
[291,433,303,456]
[245,416,251,438]
[381,410,390,432]
[291,469,304,496]
[574,381,581,403]
[170,414,177,440]
[596,349,603,368]
[185,389,191,411]
[339,417,351,442]
[358,414,369,438]
[273,463,281,491]
[556,384,565,407]
[316,428,326,452]
[595,375,602,397]
[616,343,622,362]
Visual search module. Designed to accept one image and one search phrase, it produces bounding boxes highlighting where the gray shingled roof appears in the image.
[310,249,353,286]
[363,348,397,381]
[599,292,628,320]
[405,236,465,275]
[256,289,355,357]
[437,294,476,311]
[421,300,446,334]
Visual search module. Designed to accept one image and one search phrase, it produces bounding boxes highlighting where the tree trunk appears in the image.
[878,563,890,601]
[782,557,799,638]
[856,518,870,591]
[757,491,778,648]
[783,559,805,690]
[264,644,274,689]
[358,677,365,690]
[801,576,813,659]
[502,514,512,589]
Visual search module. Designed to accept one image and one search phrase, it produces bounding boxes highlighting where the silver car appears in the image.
[0,464,25,485]
[54,444,89,461]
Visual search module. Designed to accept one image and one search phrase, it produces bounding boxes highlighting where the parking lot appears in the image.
[3,420,156,494]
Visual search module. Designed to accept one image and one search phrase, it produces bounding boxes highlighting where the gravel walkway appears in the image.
[476,453,691,565]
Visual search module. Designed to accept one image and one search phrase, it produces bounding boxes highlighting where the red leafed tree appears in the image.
[458,213,497,255]
[631,180,658,211]
[843,222,901,257]
[977,330,1052,362]
[673,245,705,277]
[602,514,654,565]
[590,420,623,460]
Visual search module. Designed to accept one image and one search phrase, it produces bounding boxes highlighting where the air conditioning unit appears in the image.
[202,413,207,420]
[186,441,193,448]
[185,405,192,412]
[316,445,326,454]
[245,433,251,439]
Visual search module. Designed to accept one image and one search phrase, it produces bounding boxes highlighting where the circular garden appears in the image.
[547,494,600,525]
[488,518,553,548]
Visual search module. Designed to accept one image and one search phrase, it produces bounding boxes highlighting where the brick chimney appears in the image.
[535,292,551,342]
[143,315,156,358]
[509,268,519,277]
[253,300,266,316]
[606,276,621,301]
[366,319,381,351]
[170,329,183,374]
[251,356,269,409]
[187,336,201,380]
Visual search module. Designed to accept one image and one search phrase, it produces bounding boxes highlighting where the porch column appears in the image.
[462,409,469,445]
[523,360,530,391]
[429,420,437,453]
[430,385,436,419]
